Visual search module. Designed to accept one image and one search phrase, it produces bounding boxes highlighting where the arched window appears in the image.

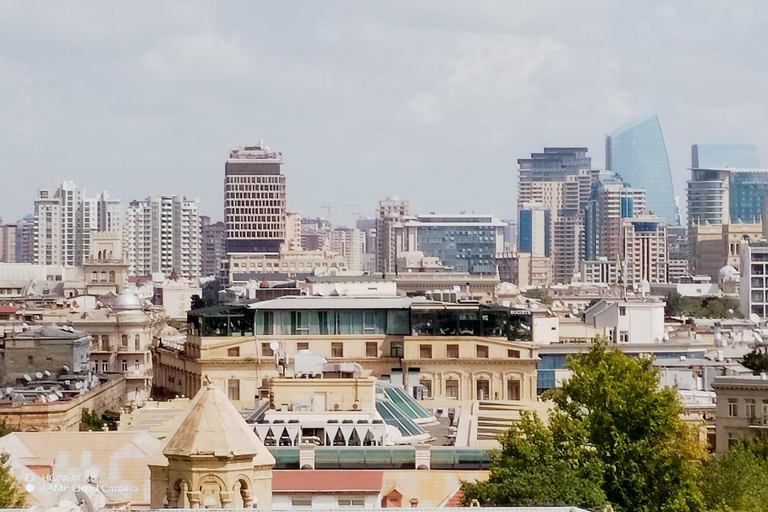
[91,271,98,282]
[100,271,107,282]
[109,271,115,282]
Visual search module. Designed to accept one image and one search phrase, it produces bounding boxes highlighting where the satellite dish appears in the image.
[75,382,82,389]
[44,370,52,377]
[751,313,761,324]
[64,380,71,385]
[55,390,63,397]
[269,341,280,352]
[35,372,43,379]
[48,394,58,402]
[62,365,71,373]
[5,387,13,395]
[23,374,32,382]
[40,395,47,403]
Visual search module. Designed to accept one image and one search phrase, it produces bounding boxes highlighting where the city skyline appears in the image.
[1,1,767,226]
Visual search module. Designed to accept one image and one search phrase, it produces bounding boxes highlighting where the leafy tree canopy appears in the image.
[701,436,768,512]
[741,348,768,374]
[463,340,706,512]
[0,452,25,508]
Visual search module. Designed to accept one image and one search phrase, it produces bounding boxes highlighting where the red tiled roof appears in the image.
[444,489,465,507]
[0,306,19,314]
[272,470,383,493]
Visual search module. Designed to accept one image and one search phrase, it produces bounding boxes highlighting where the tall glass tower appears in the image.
[606,113,677,225]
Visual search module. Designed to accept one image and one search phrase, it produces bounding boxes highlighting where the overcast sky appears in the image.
[1,1,766,226]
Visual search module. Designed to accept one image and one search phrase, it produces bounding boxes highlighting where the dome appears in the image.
[113,289,142,310]
[719,265,739,282]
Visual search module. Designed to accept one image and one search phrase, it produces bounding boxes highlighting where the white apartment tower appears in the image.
[125,196,201,278]
[33,181,121,266]
[331,227,365,272]
[225,142,286,254]
[375,195,410,274]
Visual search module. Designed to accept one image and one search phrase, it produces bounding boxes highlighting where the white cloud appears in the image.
[141,32,252,80]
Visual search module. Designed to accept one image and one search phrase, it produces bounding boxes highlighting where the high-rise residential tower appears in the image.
[606,113,677,225]
[330,227,365,272]
[33,181,121,266]
[375,195,410,274]
[0,220,16,263]
[125,196,201,278]
[14,215,33,263]
[517,147,597,284]
[201,216,227,278]
[224,142,286,254]
[622,216,668,285]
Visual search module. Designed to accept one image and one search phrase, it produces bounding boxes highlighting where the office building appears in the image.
[517,147,597,283]
[376,195,410,274]
[403,214,505,274]
[584,173,646,262]
[518,203,550,257]
[33,182,121,266]
[606,113,677,224]
[200,216,227,278]
[330,227,365,272]
[692,144,760,169]
[224,142,286,254]
[622,216,668,286]
[125,196,201,278]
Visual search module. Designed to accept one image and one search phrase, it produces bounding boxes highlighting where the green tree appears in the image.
[190,294,206,311]
[701,436,768,512]
[463,340,706,512]
[461,413,607,510]
[741,348,768,374]
[522,288,553,305]
[664,290,683,317]
[0,452,25,508]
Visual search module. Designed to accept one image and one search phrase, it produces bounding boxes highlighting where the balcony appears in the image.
[748,416,768,428]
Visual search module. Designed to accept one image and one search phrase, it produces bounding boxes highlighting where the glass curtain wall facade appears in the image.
[692,144,760,169]
[606,113,677,225]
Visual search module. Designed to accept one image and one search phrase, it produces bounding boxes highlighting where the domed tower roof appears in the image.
[163,383,274,464]
[719,264,739,281]
[113,289,142,311]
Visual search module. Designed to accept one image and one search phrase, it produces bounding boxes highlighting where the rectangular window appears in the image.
[262,343,274,357]
[121,334,128,347]
[27,355,33,365]
[446,379,459,399]
[728,431,738,448]
[366,342,377,357]
[102,335,109,351]
[134,360,140,372]
[507,349,520,358]
[476,345,489,358]
[102,361,108,372]
[728,398,738,417]
[332,342,344,358]
[420,344,432,359]
[228,379,240,401]
[447,344,459,359]
[390,341,403,358]
[338,498,365,507]
[746,398,756,419]
[619,306,626,316]
[291,497,312,508]
[134,334,141,350]
[297,342,309,351]
[292,311,309,335]
[121,360,128,372]
[619,331,629,343]
[228,347,240,357]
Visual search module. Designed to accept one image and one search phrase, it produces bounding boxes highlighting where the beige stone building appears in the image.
[153,297,539,411]
[43,289,167,408]
[712,374,768,453]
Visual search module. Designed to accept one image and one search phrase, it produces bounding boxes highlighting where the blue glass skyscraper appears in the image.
[692,144,760,169]
[606,113,677,225]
